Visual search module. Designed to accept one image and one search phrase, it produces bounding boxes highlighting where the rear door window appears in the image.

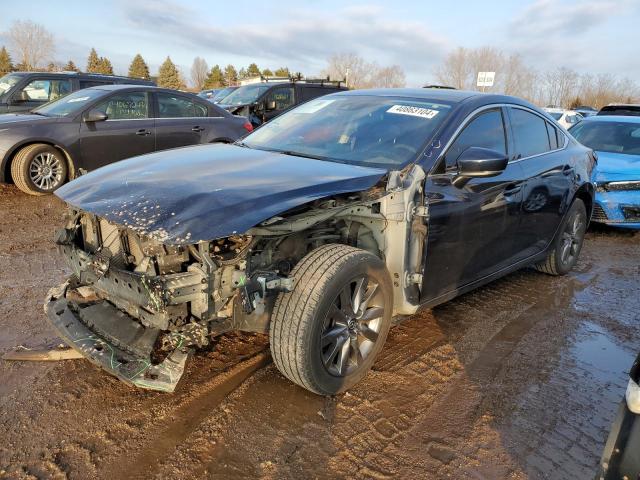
[94,92,150,119]
[157,93,208,118]
[444,109,507,169]
[510,108,551,158]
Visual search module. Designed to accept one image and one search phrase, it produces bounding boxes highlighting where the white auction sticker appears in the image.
[387,105,439,119]
[67,96,91,103]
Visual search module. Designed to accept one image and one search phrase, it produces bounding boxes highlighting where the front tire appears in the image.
[270,244,393,395]
[535,198,587,276]
[10,144,68,195]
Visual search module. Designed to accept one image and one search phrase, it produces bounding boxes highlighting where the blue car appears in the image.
[570,115,640,229]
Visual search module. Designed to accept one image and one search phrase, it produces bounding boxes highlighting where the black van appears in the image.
[0,72,155,113]
[218,77,347,127]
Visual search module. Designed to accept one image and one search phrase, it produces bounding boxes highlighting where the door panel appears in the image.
[79,91,155,170]
[421,164,525,301]
[507,107,573,257]
[421,108,525,302]
[155,92,209,150]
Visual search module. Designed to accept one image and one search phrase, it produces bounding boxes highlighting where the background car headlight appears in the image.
[626,378,640,414]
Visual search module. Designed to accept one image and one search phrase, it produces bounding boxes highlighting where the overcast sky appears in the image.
[1,0,638,86]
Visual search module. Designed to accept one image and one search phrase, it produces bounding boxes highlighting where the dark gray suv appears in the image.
[0,72,155,113]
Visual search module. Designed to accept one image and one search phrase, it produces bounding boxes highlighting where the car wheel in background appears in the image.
[10,144,68,195]
[270,244,393,395]
[535,198,587,276]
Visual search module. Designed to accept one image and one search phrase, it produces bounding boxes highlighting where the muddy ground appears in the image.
[0,183,638,479]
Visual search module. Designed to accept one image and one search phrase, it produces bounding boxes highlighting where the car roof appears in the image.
[333,88,535,108]
[7,71,146,81]
[582,114,640,124]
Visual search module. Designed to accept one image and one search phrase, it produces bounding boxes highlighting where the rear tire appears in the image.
[10,144,68,195]
[535,199,587,276]
[270,244,393,395]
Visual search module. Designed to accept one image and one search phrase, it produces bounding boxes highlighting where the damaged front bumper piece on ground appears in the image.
[44,282,188,392]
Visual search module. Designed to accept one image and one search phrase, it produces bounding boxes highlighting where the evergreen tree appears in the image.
[274,67,290,77]
[64,60,79,72]
[246,63,261,77]
[262,68,273,77]
[203,64,224,88]
[128,54,150,79]
[98,57,114,75]
[0,47,15,75]
[86,48,100,73]
[238,67,247,79]
[157,56,184,89]
[224,64,238,86]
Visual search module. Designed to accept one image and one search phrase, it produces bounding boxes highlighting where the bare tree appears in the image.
[7,20,55,70]
[190,57,209,90]
[375,65,406,88]
[435,45,640,108]
[323,53,406,89]
[436,47,472,89]
[323,53,368,88]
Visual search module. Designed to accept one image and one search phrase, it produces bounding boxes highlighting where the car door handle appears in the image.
[562,166,575,176]
[192,126,205,132]
[136,129,151,136]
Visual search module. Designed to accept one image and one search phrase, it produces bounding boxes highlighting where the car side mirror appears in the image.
[84,110,108,122]
[457,147,508,178]
[265,100,276,111]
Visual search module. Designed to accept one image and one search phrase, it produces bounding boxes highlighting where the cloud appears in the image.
[509,0,635,38]
[120,1,449,84]
[504,0,640,77]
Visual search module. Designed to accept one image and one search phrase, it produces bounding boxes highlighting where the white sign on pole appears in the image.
[476,71,495,87]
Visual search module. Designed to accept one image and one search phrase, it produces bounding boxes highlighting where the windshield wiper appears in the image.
[274,149,327,161]
[30,111,48,117]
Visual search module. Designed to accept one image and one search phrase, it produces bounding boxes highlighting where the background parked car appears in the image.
[197,88,221,99]
[219,78,347,127]
[0,85,252,195]
[0,72,155,114]
[597,351,640,479]
[574,105,597,117]
[569,115,640,228]
[597,104,640,116]
[544,107,583,129]
[210,86,238,104]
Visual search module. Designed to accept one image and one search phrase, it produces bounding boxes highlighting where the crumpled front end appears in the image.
[45,283,188,392]
[44,209,266,392]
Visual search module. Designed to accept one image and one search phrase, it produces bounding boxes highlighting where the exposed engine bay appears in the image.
[45,165,427,391]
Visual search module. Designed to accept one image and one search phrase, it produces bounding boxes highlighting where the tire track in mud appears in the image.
[99,352,271,480]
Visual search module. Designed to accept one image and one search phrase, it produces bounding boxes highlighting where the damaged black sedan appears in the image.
[45,89,595,394]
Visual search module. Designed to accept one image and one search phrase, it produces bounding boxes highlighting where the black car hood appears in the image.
[56,144,387,244]
[0,113,56,126]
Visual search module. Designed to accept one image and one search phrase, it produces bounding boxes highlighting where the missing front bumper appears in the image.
[44,283,187,392]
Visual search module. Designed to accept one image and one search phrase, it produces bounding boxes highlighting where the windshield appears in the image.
[33,89,106,117]
[570,120,640,155]
[212,87,236,103]
[0,74,21,96]
[221,84,274,106]
[242,95,453,168]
